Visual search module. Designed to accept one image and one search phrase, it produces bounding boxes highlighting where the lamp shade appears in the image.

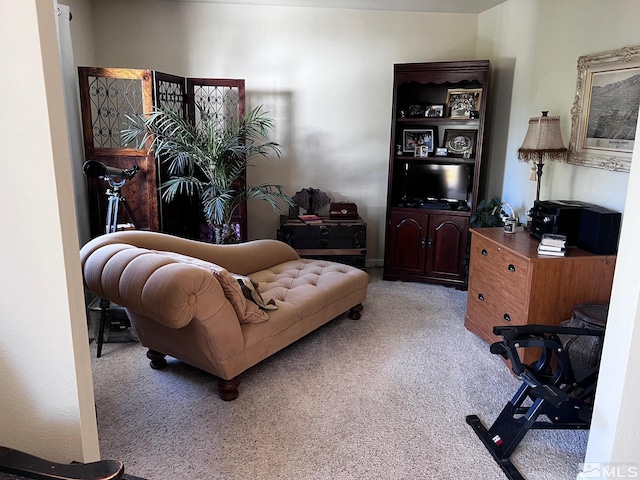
[517,111,567,162]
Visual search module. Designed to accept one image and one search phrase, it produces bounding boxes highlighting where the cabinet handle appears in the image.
[508,264,516,272]
[504,313,511,322]
[478,293,484,301]
[481,249,488,256]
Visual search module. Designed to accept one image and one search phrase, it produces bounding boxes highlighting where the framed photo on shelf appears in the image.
[408,104,425,117]
[443,129,477,157]
[435,147,448,156]
[568,45,640,172]
[425,104,445,117]
[403,128,438,153]
[446,88,482,118]
[414,145,429,158]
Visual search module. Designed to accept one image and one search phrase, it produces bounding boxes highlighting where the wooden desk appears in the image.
[464,228,616,364]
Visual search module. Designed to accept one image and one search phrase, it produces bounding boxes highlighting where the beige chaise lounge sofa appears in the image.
[80,230,369,400]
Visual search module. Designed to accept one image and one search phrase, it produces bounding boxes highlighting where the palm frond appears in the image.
[160,176,205,202]
[225,183,293,225]
[120,103,291,238]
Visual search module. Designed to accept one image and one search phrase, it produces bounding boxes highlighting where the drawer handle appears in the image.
[504,313,511,322]
[481,249,488,256]
[478,293,484,301]
[508,264,516,272]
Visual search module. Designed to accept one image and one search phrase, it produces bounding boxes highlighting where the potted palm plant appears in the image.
[122,105,292,244]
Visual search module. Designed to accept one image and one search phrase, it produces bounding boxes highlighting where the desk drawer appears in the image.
[469,234,529,306]
[467,281,526,328]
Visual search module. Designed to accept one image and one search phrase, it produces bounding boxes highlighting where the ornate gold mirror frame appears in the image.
[568,45,640,173]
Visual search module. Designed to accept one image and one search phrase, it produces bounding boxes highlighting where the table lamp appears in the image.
[517,111,567,202]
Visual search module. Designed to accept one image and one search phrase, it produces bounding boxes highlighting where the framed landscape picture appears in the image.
[446,88,482,118]
[443,129,477,157]
[403,128,438,153]
[568,45,640,172]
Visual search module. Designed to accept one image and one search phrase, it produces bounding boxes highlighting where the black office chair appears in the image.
[466,304,608,480]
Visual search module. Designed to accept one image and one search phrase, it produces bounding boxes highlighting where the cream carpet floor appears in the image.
[90,268,588,480]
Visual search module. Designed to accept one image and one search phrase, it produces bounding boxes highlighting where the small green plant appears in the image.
[470,196,505,228]
[464,196,505,281]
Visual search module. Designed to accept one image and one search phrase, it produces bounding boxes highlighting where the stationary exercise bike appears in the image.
[466,304,608,480]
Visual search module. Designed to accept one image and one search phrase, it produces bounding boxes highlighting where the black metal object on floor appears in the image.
[466,306,607,480]
[87,298,134,358]
[0,446,123,480]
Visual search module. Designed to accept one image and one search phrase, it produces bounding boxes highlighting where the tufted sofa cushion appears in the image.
[236,258,369,348]
[253,259,367,317]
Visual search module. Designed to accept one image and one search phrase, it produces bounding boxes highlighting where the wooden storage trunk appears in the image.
[277,216,367,268]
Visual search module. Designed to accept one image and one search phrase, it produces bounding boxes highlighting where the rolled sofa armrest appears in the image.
[80,230,300,276]
[82,241,246,361]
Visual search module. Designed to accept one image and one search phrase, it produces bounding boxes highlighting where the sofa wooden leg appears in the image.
[217,377,240,401]
[146,349,167,369]
[348,303,364,320]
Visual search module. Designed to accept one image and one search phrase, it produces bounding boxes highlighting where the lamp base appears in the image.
[535,156,544,203]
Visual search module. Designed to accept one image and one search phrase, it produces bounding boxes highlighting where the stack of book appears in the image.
[537,233,567,257]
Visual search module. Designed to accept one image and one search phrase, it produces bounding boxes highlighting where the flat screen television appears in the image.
[404,163,471,202]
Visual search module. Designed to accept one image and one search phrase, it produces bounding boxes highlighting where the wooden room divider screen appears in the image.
[78,67,246,241]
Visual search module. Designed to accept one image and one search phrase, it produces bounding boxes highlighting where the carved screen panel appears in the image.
[84,76,144,149]
[187,78,247,241]
[152,72,201,238]
[189,80,244,130]
[154,71,187,118]
[78,67,157,237]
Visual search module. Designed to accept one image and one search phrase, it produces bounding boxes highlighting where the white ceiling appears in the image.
[170,0,509,14]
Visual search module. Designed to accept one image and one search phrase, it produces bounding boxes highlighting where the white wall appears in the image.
[60,0,95,67]
[478,0,640,470]
[478,0,638,220]
[586,108,640,469]
[476,0,540,205]
[75,0,482,262]
[0,0,99,463]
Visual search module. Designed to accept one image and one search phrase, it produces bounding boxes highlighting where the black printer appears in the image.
[529,200,594,245]
[529,200,621,253]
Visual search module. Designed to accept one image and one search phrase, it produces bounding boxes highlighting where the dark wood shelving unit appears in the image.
[383,60,491,289]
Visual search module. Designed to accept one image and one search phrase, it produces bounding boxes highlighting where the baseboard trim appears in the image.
[365,259,384,269]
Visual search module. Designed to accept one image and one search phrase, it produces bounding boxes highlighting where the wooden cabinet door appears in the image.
[386,211,427,276]
[425,214,469,282]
